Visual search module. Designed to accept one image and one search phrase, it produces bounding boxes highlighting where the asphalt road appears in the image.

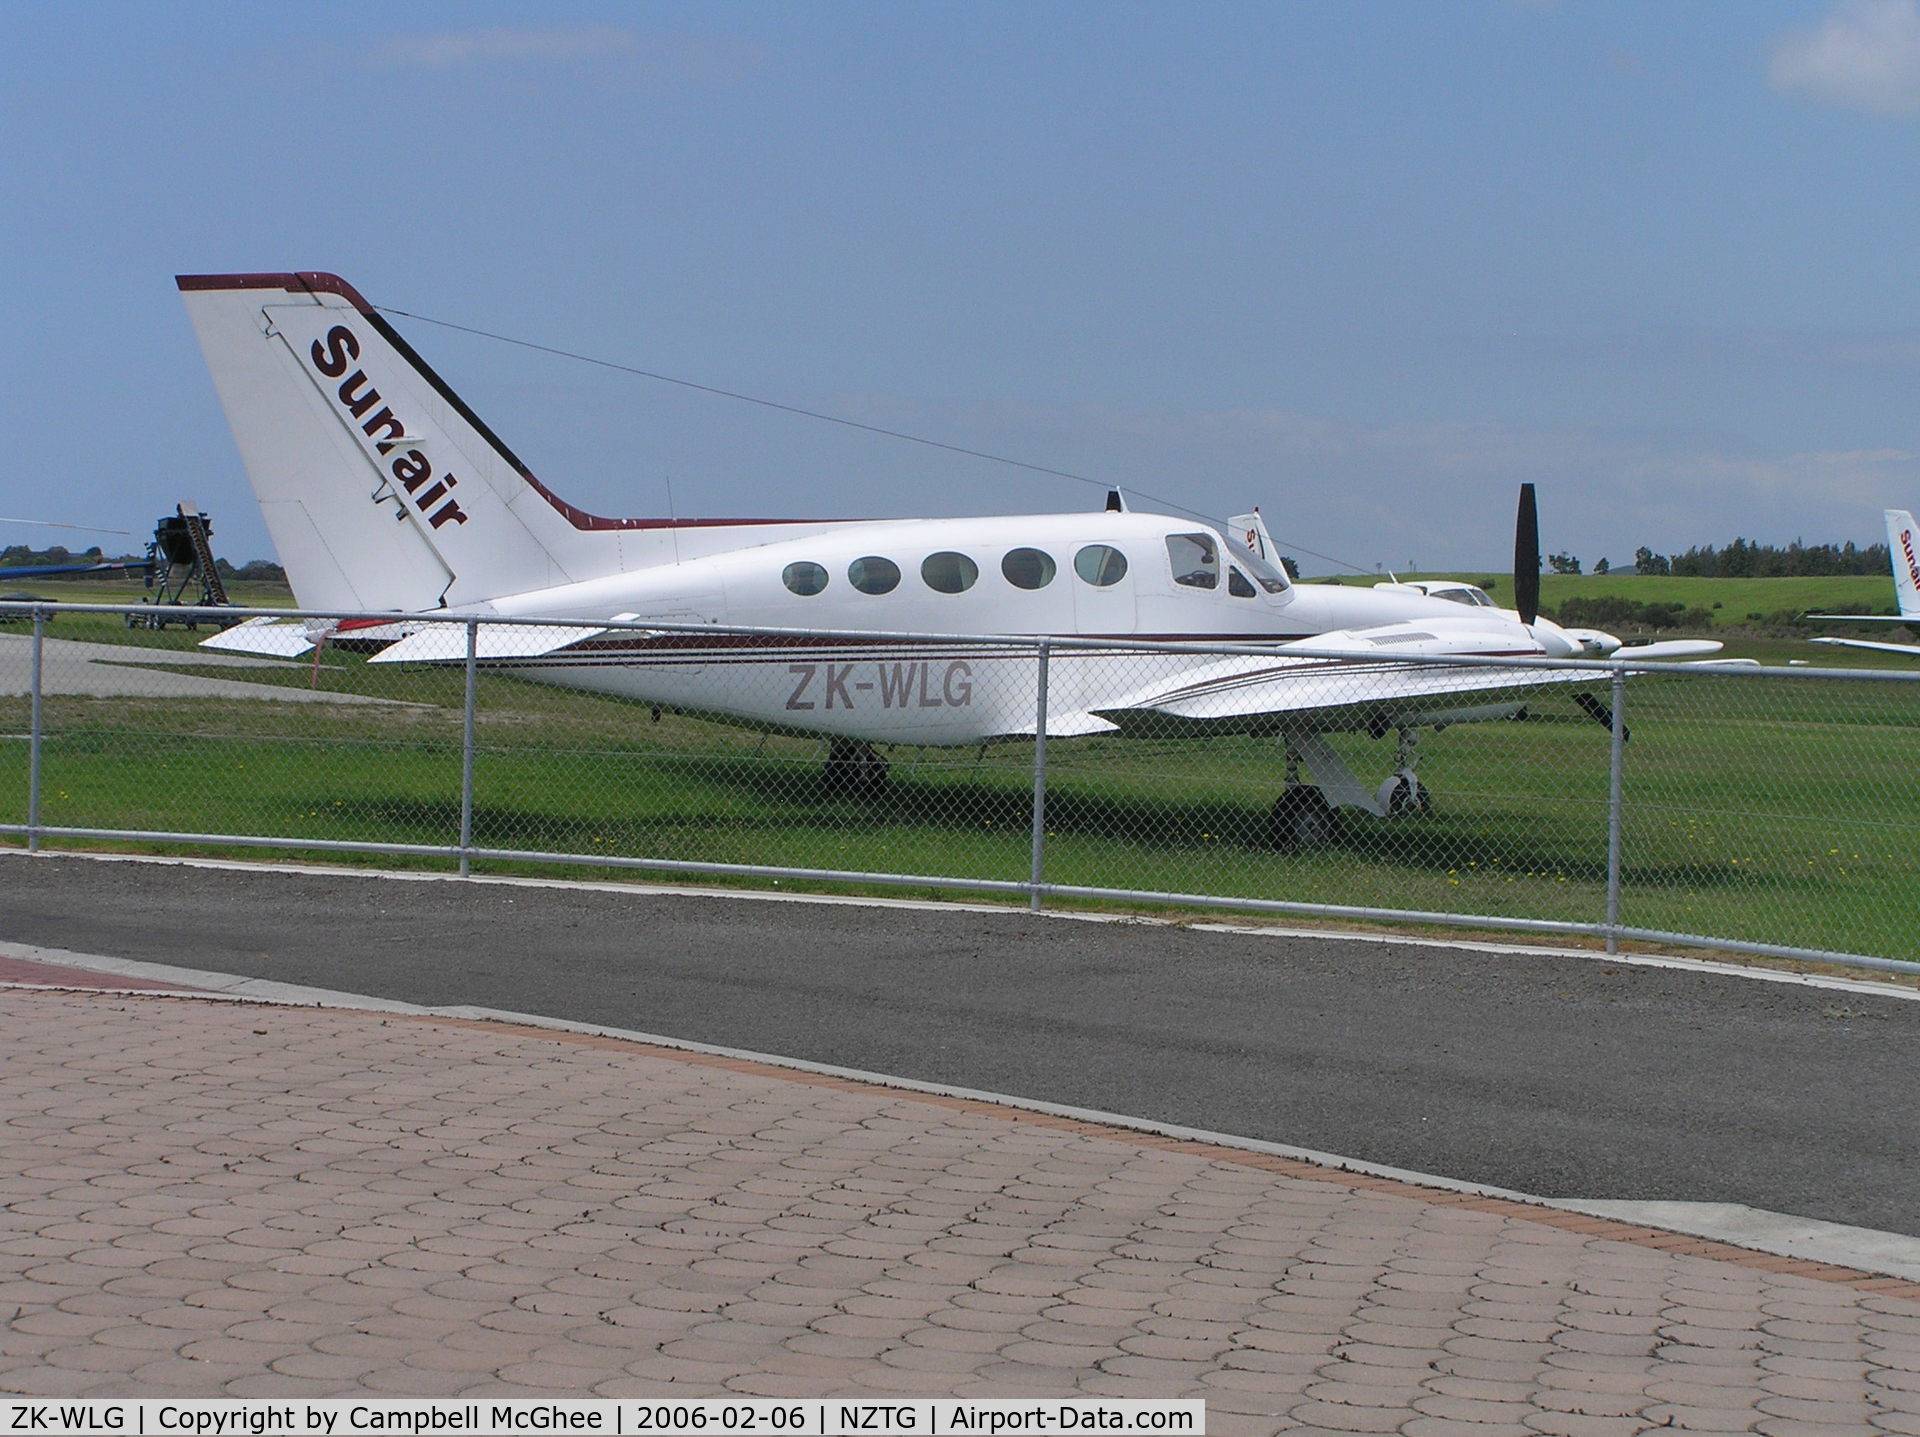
[4,853,1916,1236]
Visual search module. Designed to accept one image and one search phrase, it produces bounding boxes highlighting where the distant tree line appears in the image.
[213,558,287,581]
[2,543,119,567]
[1546,540,1892,577]
[3,543,284,582]
[1632,538,1892,577]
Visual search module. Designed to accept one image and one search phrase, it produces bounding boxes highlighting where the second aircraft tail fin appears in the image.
[1886,509,1920,620]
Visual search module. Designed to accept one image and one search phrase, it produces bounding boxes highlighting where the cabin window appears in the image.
[848,556,901,595]
[921,551,979,594]
[1074,544,1128,587]
[1167,533,1219,589]
[1001,547,1056,590]
[1228,567,1257,598]
[782,561,829,596]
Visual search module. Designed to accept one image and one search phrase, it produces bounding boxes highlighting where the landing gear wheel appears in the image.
[1269,786,1343,850]
[822,740,890,799]
[1379,774,1432,817]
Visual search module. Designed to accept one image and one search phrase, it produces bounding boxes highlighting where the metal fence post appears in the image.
[459,618,478,878]
[1029,640,1051,913]
[27,608,45,854]
[1604,665,1627,954]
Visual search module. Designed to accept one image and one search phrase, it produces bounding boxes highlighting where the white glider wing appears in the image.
[1811,636,1920,657]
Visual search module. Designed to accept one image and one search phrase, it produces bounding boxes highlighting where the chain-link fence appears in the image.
[3,601,1917,973]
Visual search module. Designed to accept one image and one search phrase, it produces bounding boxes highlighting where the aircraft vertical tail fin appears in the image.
[1886,509,1920,620]
[178,272,636,612]
[1228,509,1278,562]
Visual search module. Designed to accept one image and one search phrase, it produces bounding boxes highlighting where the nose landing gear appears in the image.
[822,740,890,799]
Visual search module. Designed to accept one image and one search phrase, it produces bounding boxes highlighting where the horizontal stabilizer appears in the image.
[368,623,606,665]
[198,617,316,657]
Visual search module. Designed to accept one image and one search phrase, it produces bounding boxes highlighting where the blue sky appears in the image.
[6,1,1920,575]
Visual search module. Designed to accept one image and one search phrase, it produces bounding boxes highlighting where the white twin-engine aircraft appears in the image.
[1809,509,1920,658]
[179,271,1721,843]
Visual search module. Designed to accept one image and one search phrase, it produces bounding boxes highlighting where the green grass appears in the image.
[5,587,1918,964]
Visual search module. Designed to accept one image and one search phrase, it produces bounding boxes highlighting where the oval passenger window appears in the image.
[848,556,901,595]
[1001,548,1056,590]
[782,561,829,596]
[921,551,979,594]
[1074,544,1128,587]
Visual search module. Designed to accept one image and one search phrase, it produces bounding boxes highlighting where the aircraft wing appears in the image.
[0,560,150,581]
[1090,650,1586,739]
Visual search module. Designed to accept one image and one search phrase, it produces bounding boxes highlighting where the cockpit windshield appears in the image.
[1222,533,1290,593]
[1429,584,1496,608]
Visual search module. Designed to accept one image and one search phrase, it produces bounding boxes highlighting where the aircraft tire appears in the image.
[823,741,890,800]
[1269,786,1342,850]
[1383,776,1432,817]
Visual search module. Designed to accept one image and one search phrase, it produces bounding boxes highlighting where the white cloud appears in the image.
[368,27,762,84]
[1638,447,1919,509]
[1770,0,1920,116]
[376,27,641,69]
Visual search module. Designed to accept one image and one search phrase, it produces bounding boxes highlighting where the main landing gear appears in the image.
[1269,786,1343,850]
[822,740,890,799]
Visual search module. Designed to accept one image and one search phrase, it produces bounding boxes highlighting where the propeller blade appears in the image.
[1514,483,1540,626]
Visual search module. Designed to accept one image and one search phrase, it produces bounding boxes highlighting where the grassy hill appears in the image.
[1310,571,1902,632]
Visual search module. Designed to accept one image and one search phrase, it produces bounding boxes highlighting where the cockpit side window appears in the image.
[1167,533,1219,590]
[1228,567,1256,598]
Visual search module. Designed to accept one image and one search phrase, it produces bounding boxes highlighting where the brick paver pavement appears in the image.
[3,980,1918,1434]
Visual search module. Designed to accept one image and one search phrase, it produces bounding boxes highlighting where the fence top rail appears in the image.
[3,599,1918,683]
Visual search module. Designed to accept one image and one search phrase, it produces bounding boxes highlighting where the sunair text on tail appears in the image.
[305,322,470,532]
[181,269,1722,841]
